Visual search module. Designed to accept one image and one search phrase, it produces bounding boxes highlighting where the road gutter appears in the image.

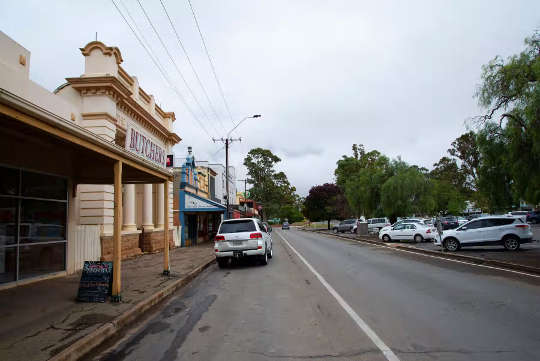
[48,256,216,361]
[302,229,540,278]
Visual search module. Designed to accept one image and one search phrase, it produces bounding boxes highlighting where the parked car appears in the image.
[457,216,468,226]
[367,217,391,233]
[508,211,529,223]
[282,222,290,230]
[434,216,459,230]
[527,211,540,224]
[214,218,273,267]
[435,216,533,252]
[333,219,358,233]
[379,223,434,242]
[379,218,424,233]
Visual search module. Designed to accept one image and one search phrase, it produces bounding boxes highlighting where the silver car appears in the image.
[214,218,273,268]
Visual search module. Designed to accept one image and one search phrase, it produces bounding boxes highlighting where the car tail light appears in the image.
[215,235,225,241]
[250,232,263,239]
[515,224,529,229]
[257,245,262,249]
[215,249,219,252]
[385,224,390,226]
[426,229,431,233]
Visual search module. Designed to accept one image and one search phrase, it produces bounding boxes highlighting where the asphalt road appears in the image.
[92,228,540,361]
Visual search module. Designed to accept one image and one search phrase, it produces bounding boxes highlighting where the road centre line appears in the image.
[276,231,401,361]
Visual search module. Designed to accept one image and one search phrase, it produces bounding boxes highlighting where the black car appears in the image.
[527,211,540,224]
[435,216,459,230]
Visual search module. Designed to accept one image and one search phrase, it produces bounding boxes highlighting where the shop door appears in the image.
[187,215,197,246]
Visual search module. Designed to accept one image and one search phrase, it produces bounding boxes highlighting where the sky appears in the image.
[1,0,539,195]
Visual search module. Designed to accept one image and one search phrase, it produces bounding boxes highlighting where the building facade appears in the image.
[208,164,237,207]
[173,148,225,246]
[0,32,180,293]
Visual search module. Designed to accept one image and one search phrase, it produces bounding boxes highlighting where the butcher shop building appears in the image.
[0,32,181,297]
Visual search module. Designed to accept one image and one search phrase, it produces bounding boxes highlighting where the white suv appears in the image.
[214,218,273,268]
[435,216,533,252]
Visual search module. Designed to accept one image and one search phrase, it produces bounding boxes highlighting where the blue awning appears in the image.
[180,190,226,213]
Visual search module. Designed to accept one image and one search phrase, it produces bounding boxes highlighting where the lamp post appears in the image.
[213,114,261,219]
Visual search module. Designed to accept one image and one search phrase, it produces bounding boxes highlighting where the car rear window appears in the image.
[219,220,256,233]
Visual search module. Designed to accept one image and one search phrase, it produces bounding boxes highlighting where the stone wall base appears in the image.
[100,232,142,261]
[140,229,174,253]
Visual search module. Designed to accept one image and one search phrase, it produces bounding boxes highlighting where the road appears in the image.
[92,228,540,361]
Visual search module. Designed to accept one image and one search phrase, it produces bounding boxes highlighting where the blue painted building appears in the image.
[174,148,225,246]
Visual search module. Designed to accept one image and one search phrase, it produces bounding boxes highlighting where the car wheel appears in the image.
[217,258,228,268]
[443,238,460,252]
[333,228,338,233]
[382,234,391,242]
[503,236,520,251]
[414,234,423,243]
[268,246,273,259]
[260,250,268,265]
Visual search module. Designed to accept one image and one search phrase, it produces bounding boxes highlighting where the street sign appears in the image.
[76,261,113,302]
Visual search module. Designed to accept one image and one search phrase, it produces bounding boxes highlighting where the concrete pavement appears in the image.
[90,228,540,361]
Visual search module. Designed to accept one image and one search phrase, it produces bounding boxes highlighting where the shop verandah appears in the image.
[0,89,172,300]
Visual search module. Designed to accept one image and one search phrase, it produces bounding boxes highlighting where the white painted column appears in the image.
[142,184,154,231]
[123,184,137,231]
[156,183,164,229]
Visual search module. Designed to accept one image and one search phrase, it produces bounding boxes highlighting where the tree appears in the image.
[380,162,434,221]
[303,183,349,229]
[475,31,540,205]
[243,148,298,219]
[476,124,515,213]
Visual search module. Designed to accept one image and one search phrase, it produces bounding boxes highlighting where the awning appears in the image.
[180,190,226,213]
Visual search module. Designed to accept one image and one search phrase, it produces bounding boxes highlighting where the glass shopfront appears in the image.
[0,165,67,284]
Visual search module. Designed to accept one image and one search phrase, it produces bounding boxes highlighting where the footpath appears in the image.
[305,227,540,275]
[0,244,215,361]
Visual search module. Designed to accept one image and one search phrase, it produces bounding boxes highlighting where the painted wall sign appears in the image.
[126,122,166,168]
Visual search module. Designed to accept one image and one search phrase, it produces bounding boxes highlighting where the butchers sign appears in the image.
[126,123,166,168]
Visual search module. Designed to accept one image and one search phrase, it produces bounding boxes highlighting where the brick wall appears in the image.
[140,229,174,253]
[100,232,142,261]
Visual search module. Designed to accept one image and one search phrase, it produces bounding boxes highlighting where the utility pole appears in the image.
[213,137,241,219]
[213,114,262,219]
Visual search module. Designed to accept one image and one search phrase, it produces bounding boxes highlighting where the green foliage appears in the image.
[243,148,299,219]
[303,183,350,228]
[380,162,434,219]
[475,31,540,205]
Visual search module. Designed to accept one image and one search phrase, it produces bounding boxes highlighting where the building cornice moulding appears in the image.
[80,41,123,64]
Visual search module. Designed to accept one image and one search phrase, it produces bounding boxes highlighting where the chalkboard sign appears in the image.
[77,261,113,303]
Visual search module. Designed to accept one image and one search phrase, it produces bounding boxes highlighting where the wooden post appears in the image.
[163,180,170,275]
[112,161,123,302]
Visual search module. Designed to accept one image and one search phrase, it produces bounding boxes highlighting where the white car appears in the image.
[435,216,533,251]
[379,218,424,234]
[457,217,468,226]
[367,217,391,233]
[214,218,273,267]
[379,223,435,242]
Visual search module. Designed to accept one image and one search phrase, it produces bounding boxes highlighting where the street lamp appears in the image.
[213,114,262,219]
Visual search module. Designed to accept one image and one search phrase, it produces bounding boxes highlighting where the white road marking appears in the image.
[276,231,401,361]
[338,235,540,279]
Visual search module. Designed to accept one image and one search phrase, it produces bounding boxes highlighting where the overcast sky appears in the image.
[1,0,539,195]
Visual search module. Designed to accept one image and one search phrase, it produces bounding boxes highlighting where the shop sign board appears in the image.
[76,261,113,303]
[185,193,224,210]
[125,122,166,168]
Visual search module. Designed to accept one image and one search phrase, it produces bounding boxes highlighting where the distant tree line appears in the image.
[303,31,540,225]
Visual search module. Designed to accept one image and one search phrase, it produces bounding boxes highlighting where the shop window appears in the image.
[20,200,66,244]
[0,247,17,283]
[0,166,19,195]
[18,243,65,279]
[21,170,67,200]
[0,198,17,246]
[0,165,67,284]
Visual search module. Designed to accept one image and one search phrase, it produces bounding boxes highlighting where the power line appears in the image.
[111,0,214,138]
[159,0,226,133]
[136,0,220,137]
[187,0,235,125]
